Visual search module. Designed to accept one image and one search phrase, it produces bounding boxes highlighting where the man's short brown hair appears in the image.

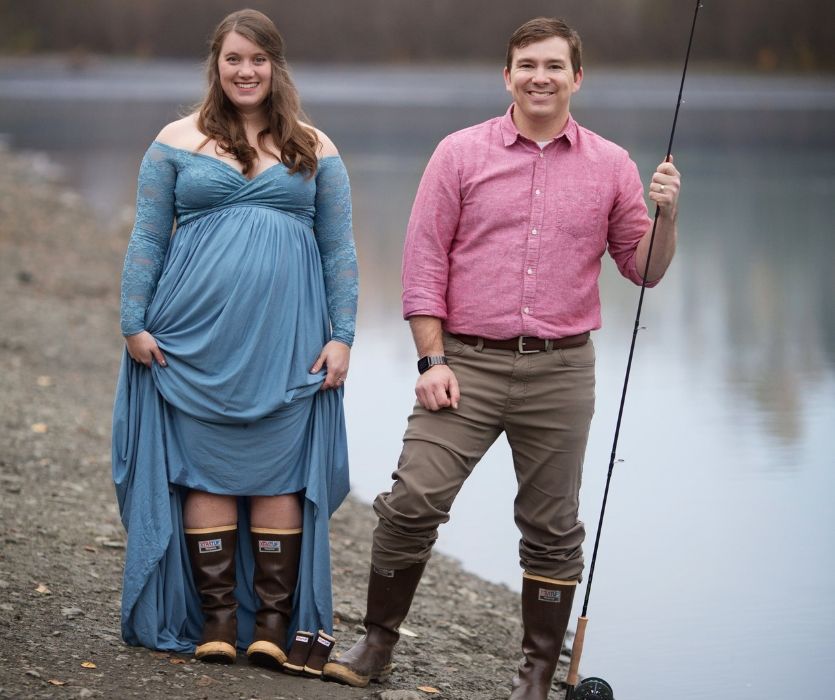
[505,17,583,75]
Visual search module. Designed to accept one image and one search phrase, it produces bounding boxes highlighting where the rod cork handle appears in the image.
[566,615,588,687]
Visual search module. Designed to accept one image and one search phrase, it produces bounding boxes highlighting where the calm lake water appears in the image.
[2,59,834,700]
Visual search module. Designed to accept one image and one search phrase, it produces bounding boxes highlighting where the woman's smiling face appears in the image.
[217,30,272,114]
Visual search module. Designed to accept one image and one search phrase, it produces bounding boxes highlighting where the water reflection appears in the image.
[1,61,833,700]
[674,152,835,449]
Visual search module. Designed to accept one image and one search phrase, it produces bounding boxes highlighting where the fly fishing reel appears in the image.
[572,677,614,699]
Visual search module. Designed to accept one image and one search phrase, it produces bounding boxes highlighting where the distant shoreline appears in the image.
[1,54,834,111]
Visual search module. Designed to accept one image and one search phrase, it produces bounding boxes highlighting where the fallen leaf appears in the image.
[47,679,67,686]
[399,626,418,638]
[36,376,53,387]
[196,675,214,686]
[418,687,440,694]
[169,658,186,665]
[80,661,96,669]
[35,583,51,595]
[31,423,48,434]
[84,545,97,553]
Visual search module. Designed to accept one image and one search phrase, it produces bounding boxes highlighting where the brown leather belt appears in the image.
[452,332,589,353]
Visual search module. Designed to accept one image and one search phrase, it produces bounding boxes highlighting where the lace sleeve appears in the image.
[119,143,177,336]
[313,157,359,347]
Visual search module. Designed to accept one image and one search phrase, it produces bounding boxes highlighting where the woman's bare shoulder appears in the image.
[301,122,340,159]
[155,114,206,151]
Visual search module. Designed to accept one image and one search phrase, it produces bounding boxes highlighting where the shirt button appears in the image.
[539,152,544,158]
[531,228,538,235]
[535,189,541,195]
[527,268,533,275]
[523,307,530,314]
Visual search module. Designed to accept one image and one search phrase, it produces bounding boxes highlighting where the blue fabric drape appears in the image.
[112,143,353,651]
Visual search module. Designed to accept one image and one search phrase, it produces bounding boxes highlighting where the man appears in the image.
[323,17,680,699]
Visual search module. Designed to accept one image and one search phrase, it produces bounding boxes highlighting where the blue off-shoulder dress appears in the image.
[111,141,358,653]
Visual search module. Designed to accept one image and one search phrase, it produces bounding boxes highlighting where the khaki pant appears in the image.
[372,333,595,581]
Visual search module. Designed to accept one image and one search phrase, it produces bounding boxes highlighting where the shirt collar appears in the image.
[499,104,577,148]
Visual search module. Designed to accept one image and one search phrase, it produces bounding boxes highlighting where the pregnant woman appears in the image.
[111,8,357,678]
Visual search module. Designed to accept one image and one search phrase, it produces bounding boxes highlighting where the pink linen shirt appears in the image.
[401,106,655,339]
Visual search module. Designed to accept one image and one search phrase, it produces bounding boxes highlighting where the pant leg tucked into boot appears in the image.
[322,562,425,687]
[184,526,239,663]
[509,573,577,700]
[246,528,302,669]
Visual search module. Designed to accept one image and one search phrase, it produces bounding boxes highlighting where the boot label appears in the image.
[198,538,222,553]
[258,539,282,553]
[373,566,395,578]
[538,588,561,603]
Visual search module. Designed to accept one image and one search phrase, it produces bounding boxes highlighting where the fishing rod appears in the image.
[564,2,703,698]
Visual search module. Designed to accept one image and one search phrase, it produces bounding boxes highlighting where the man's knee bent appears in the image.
[370,503,439,570]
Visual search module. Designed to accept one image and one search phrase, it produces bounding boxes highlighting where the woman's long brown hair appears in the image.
[197,9,319,177]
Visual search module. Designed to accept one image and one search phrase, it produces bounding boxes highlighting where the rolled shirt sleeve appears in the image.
[606,152,656,287]
[401,136,462,320]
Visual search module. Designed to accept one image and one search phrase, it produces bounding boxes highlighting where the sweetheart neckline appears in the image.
[151,141,339,182]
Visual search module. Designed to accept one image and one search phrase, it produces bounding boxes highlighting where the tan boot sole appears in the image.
[195,641,236,664]
[247,640,288,669]
[322,661,392,687]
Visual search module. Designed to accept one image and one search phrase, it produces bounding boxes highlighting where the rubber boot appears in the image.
[302,629,336,677]
[509,573,577,700]
[184,525,238,663]
[322,562,425,687]
[283,630,315,674]
[245,528,302,669]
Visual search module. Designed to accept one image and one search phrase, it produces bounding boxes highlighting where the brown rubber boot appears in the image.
[184,525,239,663]
[245,528,302,669]
[322,562,426,687]
[509,573,577,700]
[283,630,315,674]
[302,629,336,677]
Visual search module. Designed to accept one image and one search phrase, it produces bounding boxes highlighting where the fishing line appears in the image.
[565,2,703,698]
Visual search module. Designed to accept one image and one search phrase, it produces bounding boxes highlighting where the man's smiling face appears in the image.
[503,36,583,131]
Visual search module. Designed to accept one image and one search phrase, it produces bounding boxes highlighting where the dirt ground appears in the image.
[0,147,572,700]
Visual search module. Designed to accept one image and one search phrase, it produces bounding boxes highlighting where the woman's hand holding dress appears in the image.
[311,340,350,390]
[125,330,167,368]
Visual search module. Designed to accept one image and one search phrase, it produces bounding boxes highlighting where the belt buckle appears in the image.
[517,336,539,354]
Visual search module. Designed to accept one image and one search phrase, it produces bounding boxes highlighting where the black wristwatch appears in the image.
[417,355,448,375]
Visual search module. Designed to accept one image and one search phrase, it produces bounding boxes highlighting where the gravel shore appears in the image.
[0,147,571,700]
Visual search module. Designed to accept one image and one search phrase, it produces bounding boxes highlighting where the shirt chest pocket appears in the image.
[552,183,610,239]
